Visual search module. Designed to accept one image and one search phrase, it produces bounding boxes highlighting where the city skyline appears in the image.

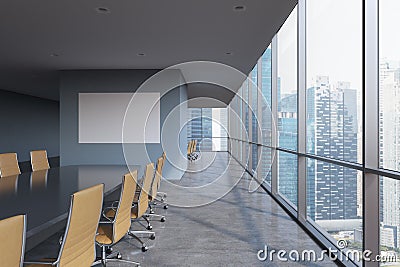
[190,56,400,253]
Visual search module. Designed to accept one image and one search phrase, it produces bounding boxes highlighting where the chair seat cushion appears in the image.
[105,205,138,219]
[96,224,113,245]
[131,205,138,219]
[105,209,116,218]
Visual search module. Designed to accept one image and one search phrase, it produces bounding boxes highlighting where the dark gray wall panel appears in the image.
[0,90,59,162]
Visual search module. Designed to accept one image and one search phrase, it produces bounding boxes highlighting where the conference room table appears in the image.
[0,165,140,251]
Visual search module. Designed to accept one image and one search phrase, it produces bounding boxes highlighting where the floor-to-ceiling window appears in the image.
[227,1,394,265]
[306,0,362,252]
[250,65,258,173]
[379,0,400,258]
[260,45,273,185]
[187,108,228,152]
[277,7,298,207]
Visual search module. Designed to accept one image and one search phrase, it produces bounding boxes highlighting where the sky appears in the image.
[380,0,400,61]
[277,0,400,93]
[277,0,362,95]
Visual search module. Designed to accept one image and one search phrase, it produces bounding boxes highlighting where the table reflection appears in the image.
[0,174,18,197]
[30,169,48,192]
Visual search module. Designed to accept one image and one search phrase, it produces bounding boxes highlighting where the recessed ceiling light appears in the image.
[50,53,59,57]
[96,7,111,14]
[233,5,246,12]
[137,53,146,56]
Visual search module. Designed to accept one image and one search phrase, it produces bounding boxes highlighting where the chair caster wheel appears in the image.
[164,205,168,209]
[147,225,153,230]
[106,247,113,254]
[142,246,148,252]
[116,253,122,259]
[150,234,156,240]
[160,217,166,222]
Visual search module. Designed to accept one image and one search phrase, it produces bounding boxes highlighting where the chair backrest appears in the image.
[150,157,163,201]
[193,140,198,152]
[0,153,21,177]
[58,184,104,267]
[156,156,164,175]
[0,214,26,267]
[157,154,167,188]
[113,171,137,243]
[160,152,166,175]
[30,150,50,171]
[138,163,154,217]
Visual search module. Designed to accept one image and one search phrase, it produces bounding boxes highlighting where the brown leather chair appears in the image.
[30,150,50,171]
[187,140,199,161]
[187,140,193,159]
[145,157,167,220]
[94,171,140,266]
[156,152,168,205]
[192,140,199,160]
[129,163,156,251]
[0,214,26,267]
[150,157,164,203]
[25,184,104,267]
[0,152,21,177]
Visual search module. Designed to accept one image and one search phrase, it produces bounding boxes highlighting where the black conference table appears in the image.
[0,165,139,251]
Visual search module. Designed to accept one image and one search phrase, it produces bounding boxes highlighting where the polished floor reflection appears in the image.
[27,152,336,266]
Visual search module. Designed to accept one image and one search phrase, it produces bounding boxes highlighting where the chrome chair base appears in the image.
[93,246,140,266]
[157,191,167,198]
[93,258,140,266]
[128,230,155,252]
[142,215,153,230]
[151,198,169,209]
[144,213,166,222]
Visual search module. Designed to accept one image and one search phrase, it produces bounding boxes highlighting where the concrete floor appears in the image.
[26,152,336,266]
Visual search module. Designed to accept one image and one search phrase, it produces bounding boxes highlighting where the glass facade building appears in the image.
[187,108,228,152]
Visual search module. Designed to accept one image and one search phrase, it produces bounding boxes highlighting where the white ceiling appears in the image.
[0,0,296,104]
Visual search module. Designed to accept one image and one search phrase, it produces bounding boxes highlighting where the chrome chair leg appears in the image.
[157,192,167,201]
[93,246,140,266]
[142,215,152,230]
[128,230,155,252]
[144,213,166,222]
[152,198,169,209]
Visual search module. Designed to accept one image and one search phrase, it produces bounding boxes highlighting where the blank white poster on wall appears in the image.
[79,93,160,143]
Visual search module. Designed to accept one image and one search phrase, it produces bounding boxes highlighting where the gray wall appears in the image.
[60,69,188,179]
[0,90,59,162]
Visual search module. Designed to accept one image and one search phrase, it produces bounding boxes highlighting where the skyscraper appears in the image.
[259,48,273,184]
[187,108,228,152]
[380,60,400,248]
[306,76,358,221]
[187,108,202,145]
[278,93,298,205]
[251,65,258,172]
